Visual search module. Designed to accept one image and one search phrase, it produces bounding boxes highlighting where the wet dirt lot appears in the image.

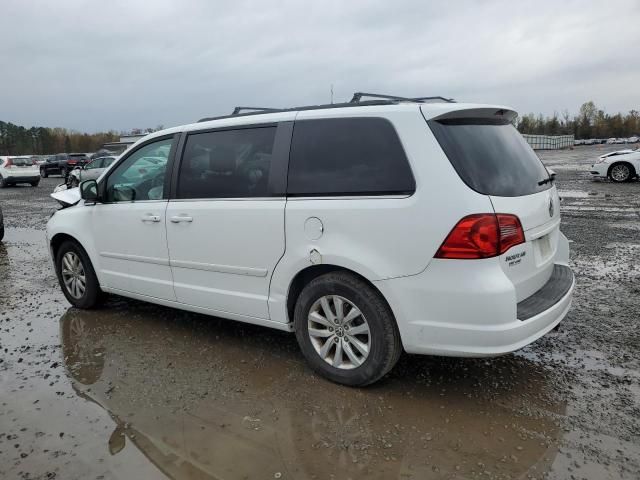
[1,145,639,480]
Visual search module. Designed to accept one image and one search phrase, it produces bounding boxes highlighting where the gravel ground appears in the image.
[0,146,639,480]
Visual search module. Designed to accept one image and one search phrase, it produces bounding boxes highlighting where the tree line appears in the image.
[0,122,164,156]
[516,101,640,139]
[0,121,119,156]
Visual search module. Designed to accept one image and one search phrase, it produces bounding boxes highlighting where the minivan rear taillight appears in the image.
[435,213,525,259]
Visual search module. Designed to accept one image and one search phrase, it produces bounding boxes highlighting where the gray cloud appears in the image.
[1,0,639,132]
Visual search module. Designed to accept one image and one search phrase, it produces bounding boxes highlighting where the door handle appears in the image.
[141,214,161,223]
[170,215,193,223]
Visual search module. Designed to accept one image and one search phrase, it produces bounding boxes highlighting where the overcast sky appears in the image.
[1,0,639,132]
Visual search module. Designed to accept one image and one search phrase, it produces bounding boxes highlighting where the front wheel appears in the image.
[294,272,402,386]
[609,163,633,182]
[55,240,103,309]
[30,180,40,187]
[0,176,7,188]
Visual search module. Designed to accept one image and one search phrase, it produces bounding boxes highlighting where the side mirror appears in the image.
[80,180,99,202]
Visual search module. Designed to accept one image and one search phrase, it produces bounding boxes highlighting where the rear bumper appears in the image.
[375,239,574,357]
[4,174,40,183]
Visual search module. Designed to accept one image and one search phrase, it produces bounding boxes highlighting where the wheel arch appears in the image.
[50,232,83,260]
[285,264,397,327]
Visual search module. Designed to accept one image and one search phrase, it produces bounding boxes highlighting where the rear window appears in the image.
[10,158,33,166]
[428,118,551,197]
[287,117,415,196]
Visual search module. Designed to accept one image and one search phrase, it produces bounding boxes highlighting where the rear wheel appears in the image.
[40,169,48,178]
[30,180,40,187]
[55,240,103,309]
[294,272,402,386]
[0,176,8,188]
[609,162,634,182]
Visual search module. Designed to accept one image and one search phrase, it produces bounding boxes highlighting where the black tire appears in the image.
[0,175,7,188]
[608,162,634,183]
[0,223,4,242]
[55,240,103,309]
[40,169,48,178]
[294,271,402,386]
[30,180,40,187]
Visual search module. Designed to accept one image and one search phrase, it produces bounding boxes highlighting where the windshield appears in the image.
[429,118,551,197]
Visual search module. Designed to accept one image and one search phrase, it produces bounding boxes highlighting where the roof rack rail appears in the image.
[231,106,280,115]
[197,94,456,123]
[350,92,455,104]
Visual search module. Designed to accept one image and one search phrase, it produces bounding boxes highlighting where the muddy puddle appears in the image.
[50,305,565,480]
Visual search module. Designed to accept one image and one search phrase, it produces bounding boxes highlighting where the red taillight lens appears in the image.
[435,213,524,259]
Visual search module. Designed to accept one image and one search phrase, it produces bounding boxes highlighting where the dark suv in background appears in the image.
[40,153,89,178]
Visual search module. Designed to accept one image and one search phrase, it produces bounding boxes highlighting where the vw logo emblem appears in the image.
[548,198,554,217]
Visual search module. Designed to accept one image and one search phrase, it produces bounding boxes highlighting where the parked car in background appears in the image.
[47,94,574,386]
[574,139,584,146]
[0,156,40,187]
[626,136,639,144]
[68,156,117,186]
[614,138,626,144]
[590,148,640,182]
[90,149,116,161]
[40,153,89,178]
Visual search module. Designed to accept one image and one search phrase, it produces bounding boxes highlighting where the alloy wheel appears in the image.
[307,295,371,369]
[611,164,630,182]
[61,251,86,299]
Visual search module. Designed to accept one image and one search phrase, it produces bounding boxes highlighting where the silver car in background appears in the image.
[68,156,117,186]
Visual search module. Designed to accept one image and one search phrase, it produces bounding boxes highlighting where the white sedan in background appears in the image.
[590,148,640,182]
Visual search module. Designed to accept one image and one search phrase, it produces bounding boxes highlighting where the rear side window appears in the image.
[428,118,551,197]
[287,118,415,196]
[177,127,276,199]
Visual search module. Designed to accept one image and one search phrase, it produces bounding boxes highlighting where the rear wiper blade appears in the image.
[537,176,554,186]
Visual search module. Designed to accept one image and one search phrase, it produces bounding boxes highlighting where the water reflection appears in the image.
[60,301,564,479]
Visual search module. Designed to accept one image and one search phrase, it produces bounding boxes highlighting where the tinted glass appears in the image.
[103,157,116,167]
[105,138,172,202]
[10,158,32,166]
[428,119,551,197]
[287,118,414,196]
[177,127,276,199]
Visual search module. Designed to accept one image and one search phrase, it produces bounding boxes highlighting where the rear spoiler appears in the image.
[425,106,518,123]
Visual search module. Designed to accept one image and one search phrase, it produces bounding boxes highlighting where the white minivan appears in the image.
[46,94,574,386]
